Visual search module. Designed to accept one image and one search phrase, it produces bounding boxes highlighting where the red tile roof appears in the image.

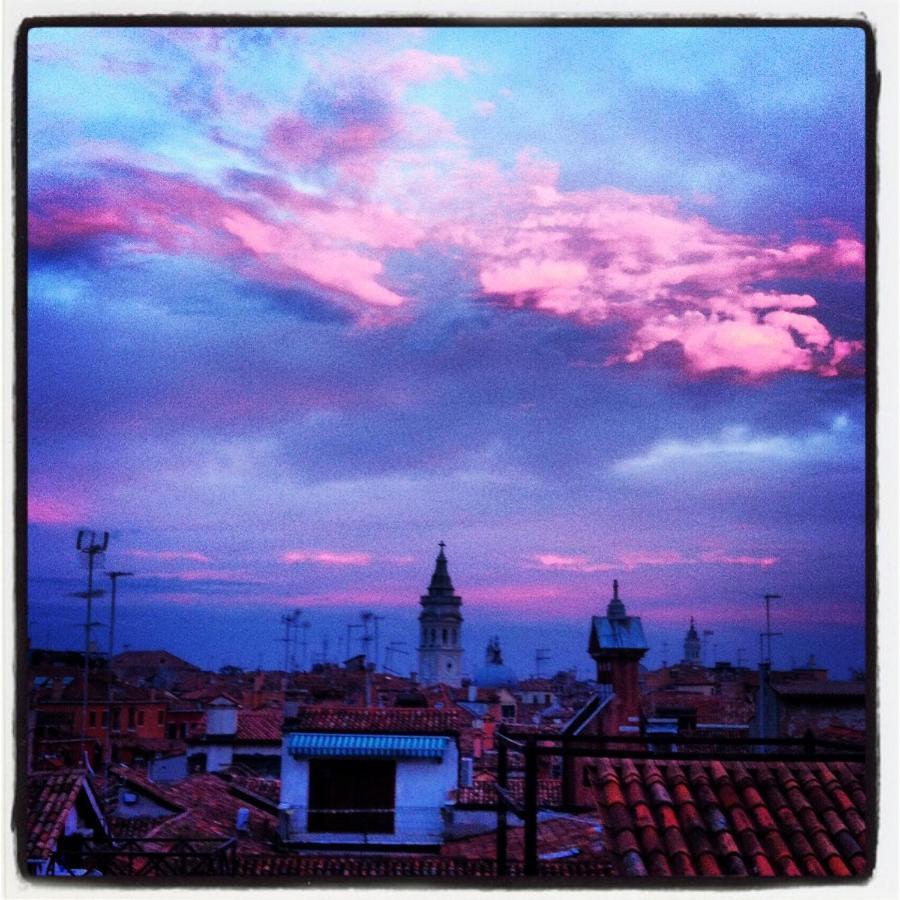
[236,709,283,742]
[26,770,105,860]
[457,778,562,808]
[445,757,867,878]
[589,757,867,877]
[285,707,464,734]
[772,682,866,699]
[107,768,277,854]
[112,650,201,671]
[234,853,612,878]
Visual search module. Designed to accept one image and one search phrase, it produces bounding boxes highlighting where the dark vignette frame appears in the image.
[11,12,879,889]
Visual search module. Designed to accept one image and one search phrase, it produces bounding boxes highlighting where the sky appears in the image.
[25,24,868,680]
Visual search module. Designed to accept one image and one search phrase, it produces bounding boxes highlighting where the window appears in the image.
[128,708,136,730]
[501,704,515,720]
[137,711,145,726]
[597,661,613,685]
[88,712,96,727]
[167,724,177,740]
[442,628,448,645]
[308,759,396,834]
[158,711,164,726]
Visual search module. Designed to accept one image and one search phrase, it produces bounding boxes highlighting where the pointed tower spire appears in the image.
[427,540,455,596]
[607,578,627,620]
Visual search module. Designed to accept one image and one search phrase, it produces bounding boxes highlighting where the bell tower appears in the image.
[417,542,463,687]
[683,617,701,665]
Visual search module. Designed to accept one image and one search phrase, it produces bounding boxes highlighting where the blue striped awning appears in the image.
[287,733,449,759]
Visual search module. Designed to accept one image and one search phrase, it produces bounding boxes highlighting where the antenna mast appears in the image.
[762,593,782,665]
[74,530,109,760]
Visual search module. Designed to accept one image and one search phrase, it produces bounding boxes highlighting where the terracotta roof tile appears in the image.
[632,801,655,830]
[26,771,94,860]
[843,809,867,847]
[285,707,463,734]
[456,778,560,808]
[749,854,777,877]
[696,852,723,877]
[235,708,283,742]
[582,759,867,879]
[704,807,730,834]
[749,803,777,833]
[658,805,679,831]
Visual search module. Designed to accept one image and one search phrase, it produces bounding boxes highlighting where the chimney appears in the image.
[752,662,777,751]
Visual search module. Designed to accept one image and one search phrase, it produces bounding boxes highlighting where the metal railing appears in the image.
[46,836,237,878]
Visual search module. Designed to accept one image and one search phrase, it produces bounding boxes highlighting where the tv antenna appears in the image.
[535,648,551,678]
[74,530,109,757]
[105,570,133,785]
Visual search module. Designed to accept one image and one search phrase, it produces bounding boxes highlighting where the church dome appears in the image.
[473,637,518,689]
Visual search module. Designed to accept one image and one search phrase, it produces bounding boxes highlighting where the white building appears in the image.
[279,708,461,848]
[417,542,464,687]
[188,695,282,775]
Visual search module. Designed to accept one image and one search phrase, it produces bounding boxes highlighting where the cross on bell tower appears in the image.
[417,542,464,687]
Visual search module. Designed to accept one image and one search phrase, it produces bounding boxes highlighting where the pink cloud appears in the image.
[29,42,865,382]
[126,549,210,563]
[28,494,85,526]
[619,550,689,568]
[624,311,817,377]
[474,100,496,117]
[698,552,778,568]
[382,48,468,85]
[530,554,615,574]
[281,550,372,567]
[532,549,779,574]
[168,569,260,583]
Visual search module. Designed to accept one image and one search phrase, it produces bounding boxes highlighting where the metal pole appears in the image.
[764,593,781,665]
[496,728,508,876]
[76,530,108,761]
[105,571,132,784]
[524,735,538,876]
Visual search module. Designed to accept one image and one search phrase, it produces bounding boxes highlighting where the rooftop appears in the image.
[26,770,106,861]
[454,756,868,878]
[284,707,465,735]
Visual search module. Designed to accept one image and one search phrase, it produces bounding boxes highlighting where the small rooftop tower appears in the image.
[683,617,701,665]
[417,542,463,687]
[587,580,648,730]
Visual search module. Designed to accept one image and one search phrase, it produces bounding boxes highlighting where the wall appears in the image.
[207,706,238,736]
[778,700,866,738]
[280,739,459,845]
[205,743,234,772]
[148,753,188,783]
[113,787,175,819]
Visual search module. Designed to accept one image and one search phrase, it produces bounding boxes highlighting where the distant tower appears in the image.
[683,617,701,665]
[417,542,463,687]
